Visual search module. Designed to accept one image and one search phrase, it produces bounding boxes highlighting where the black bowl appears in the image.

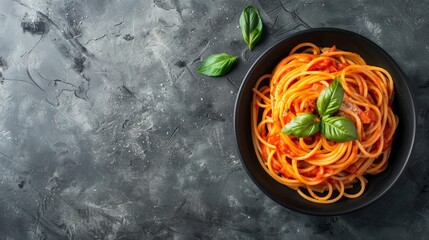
[234,28,416,215]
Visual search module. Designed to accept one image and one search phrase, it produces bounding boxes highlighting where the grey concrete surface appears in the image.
[0,0,428,239]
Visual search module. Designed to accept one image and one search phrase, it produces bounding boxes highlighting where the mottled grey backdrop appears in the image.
[0,0,428,239]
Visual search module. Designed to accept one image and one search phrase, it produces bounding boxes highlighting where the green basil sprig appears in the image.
[197,53,238,77]
[281,113,320,138]
[321,116,358,142]
[281,78,358,143]
[317,77,344,117]
[196,5,263,77]
[239,5,263,50]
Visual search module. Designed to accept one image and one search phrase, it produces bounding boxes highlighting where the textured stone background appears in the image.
[0,0,428,239]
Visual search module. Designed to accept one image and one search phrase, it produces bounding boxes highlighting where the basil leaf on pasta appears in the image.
[239,5,263,50]
[281,113,320,138]
[321,116,358,142]
[197,53,238,77]
[317,78,344,117]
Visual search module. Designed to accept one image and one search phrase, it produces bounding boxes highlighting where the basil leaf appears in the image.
[316,78,344,117]
[239,5,263,50]
[320,116,358,142]
[197,53,238,77]
[281,113,320,138]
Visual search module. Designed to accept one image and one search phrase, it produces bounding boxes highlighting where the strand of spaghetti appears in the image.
[368,66,394,95]
[290,138,323,161]
[366,149,391,173]
[252,134,267,170]
[292,159,326,185]
[356,138,383,158]
[290,42,320,55]
[303,142,347,164]
[326,146,359,169]
[299,135,319,150]
[267,152,301,186]
[274,71,334,97]
[297,181,345,204]
[308,183,333,201]
[321,51,366,65]
[306,142,352,166]
[343,176,366,198]
[253,119,275,149]
[252,88,271,103]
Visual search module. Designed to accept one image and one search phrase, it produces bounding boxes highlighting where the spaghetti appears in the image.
[251,42,397,204]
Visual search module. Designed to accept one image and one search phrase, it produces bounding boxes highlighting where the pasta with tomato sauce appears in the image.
[251,42,397,203]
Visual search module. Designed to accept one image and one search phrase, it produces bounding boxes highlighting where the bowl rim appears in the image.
[233,27,416,215]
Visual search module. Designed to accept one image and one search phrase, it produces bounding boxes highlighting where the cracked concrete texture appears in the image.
[0,0,428,239]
